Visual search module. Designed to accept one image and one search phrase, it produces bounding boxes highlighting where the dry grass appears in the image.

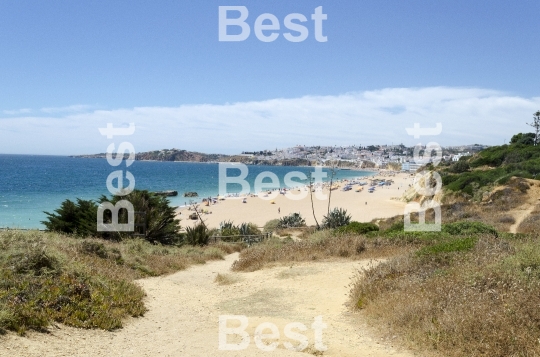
[0,230,242,335]
[231,230,408,272]
[349,234,540,357]
[214,273,241,285]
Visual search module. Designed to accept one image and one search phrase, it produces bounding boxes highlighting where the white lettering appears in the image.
[219,6,250,42]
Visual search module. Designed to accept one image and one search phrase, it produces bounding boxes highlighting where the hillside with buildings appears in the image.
[73,144,486,171]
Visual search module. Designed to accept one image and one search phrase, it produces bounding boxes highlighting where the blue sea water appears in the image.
[0,155,375,229]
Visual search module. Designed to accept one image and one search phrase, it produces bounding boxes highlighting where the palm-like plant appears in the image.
[185,223,209,246]
[322,208,351,229]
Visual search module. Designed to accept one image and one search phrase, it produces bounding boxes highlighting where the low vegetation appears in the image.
[218,221,262,242]
[335,221,379,235]
[349,232,540,357]
[231,227,407,272]
[0,229,242,335]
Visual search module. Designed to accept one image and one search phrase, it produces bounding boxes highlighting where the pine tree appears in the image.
[527,110,540,146]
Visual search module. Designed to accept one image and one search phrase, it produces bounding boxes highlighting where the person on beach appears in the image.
[278,207,280,214]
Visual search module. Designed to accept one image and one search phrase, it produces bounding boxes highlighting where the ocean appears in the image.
[0,154,375,229]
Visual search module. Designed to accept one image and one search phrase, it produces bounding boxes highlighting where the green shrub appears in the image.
[510,132,536,146]
[416,237,477,256]
[322,208,351,229]
[449,160,470,173]
[185,224,209,246]
[80,240,108,258]
[385,221,405,232]
[442,221,498,236]
[335,221,379,235]
[263,219,280,232]
[99,190,182,245]
[42,198,98,237]
[219,221,261,241]
[277,213,306,228]
[220,220,235,230]
[8,247,61,276]
[239,222,261,236]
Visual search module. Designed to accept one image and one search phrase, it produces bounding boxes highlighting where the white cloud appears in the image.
[2,108,32,115]
[1,87,539,155]
[40,104,93,114]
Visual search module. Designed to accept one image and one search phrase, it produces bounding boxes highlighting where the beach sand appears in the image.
[177,172,413,229]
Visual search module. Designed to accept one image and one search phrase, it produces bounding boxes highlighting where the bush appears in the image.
[99,190,182,245]
[277,213,306,228]
[442,221,498,236]
[449,160,470,173]
[322,208,351,229]
[386,221,405,232]
[80,240,109,258]
[218,222,261,242]
[238,222,261,236]
[416,237,477,256]
[263,219,280,233]
[42,199,98,237]
[8,247,61,276]
[185,224,209,246]
[335,221,379,235]
[510,132,536,146]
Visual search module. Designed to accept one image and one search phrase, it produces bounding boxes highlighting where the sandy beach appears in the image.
[177,172,413,229]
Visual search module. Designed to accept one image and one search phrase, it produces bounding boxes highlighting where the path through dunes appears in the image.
[1,254,416,357]
[508,179,540,234]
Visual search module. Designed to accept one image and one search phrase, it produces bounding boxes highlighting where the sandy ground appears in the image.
[179,172,414,229]
[0,254,417,357]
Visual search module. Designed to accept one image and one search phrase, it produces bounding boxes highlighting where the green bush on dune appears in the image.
[335,221,379,235]
[441,221,499,236]
[322,208,351,229]
[277,213,306,229]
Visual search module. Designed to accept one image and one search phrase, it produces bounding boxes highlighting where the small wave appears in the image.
[2,205,8,207]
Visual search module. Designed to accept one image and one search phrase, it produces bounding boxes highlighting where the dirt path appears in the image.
[508,179,540,234]
[0,255,416,357]
[509,204,537,233]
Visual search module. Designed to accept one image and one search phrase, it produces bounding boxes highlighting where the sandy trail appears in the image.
[1,254,415,357]
[509,204,537,233]
[508,179,540,234]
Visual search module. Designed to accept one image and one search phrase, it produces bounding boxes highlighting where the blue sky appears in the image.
[1,1,539,154]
